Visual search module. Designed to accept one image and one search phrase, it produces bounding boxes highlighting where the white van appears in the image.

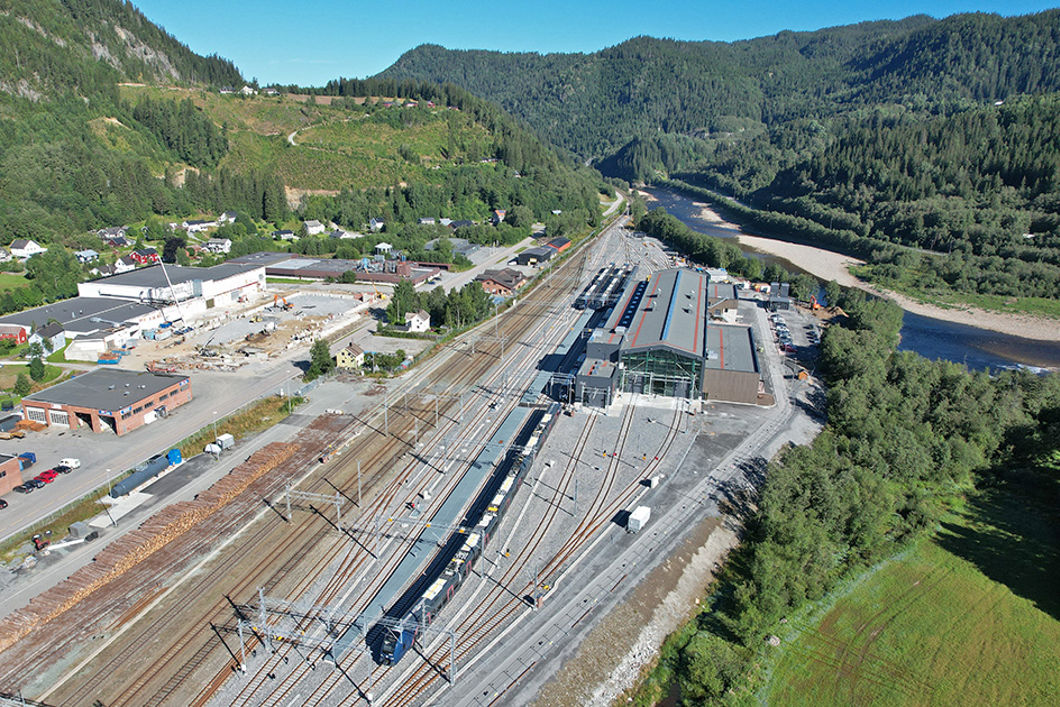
[58,458,81,469]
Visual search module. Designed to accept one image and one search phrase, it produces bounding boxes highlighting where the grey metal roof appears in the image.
[89,262,263,288]
[705,324,759,373]
[707,282,738,301]
[621,268,709,358]
[23,369,188,413]
[0,297,158,334]
[228,251,295,266]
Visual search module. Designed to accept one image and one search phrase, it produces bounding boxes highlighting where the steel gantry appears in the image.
[279,482,345,527]
[236,589,458,685]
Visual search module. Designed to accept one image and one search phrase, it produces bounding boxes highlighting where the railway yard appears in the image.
[0,215,824,706]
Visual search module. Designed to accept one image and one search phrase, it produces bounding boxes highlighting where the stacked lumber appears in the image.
[0,442,298,654]
[14,420,45,431]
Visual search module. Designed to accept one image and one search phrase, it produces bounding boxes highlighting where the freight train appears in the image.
[380,403,560,665]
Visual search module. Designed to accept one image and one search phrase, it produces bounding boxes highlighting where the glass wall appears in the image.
[619,348,701,398]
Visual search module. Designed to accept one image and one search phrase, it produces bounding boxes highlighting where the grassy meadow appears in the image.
[763,474,1059,706]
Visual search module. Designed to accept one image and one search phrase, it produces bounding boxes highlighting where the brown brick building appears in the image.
[21,369,192,436]
[0,454,22,495]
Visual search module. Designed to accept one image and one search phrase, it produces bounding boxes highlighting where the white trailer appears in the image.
[627,505,651,533]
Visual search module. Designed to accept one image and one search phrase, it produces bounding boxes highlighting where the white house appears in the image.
[239,85,257,96]
[404,309,430,333]
[9,239,47,259]
[29,322,65,352]
[417,217,436,226]
[0,250,11,263]
[272,230,298,241]
[369,218,385,232]
[205,238,232,254]
[183,219,218,234]
[304,220,325,235]
[375,242,393,255]
[75,249,99,264]
[218,211,239,225]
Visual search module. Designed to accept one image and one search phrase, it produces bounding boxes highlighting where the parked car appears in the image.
[14,483,34,494]
[55,465,72,474]
[0,498,8,509]
[29,479,45,489]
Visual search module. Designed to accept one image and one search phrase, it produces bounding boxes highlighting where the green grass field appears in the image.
[0,272,28,292]
[763,475,1059,706]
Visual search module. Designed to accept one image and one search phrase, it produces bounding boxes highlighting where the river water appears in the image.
[642,186,1060,372]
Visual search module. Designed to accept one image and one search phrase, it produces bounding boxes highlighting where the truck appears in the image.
[17,451,36,470]
[215,433,235,451]
[627,505,651,533]
[58,457,81,470]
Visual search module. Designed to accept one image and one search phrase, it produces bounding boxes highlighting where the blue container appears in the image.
[167,448,182,465]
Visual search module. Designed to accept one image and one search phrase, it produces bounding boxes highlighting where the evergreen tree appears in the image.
[28,356,45,382]
[14,373,31,396]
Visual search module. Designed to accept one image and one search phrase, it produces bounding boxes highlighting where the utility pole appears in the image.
[357,460,362,506]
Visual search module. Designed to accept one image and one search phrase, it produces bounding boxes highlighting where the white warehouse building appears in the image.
[77,262,266,310]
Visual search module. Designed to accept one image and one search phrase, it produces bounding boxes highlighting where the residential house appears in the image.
[404,310,430,333]
[0,324,28,345]
[272,230,298,241]
[303,220,325,235]
[439,218,453,227]
[29,322,65,352]
[369,218,385,232]
[335,342,365,370]
[75,249,100,264]
[130,248,160,265]
[102,234,131,248]
[417,217,436,226]
[551,209,563,216]
[219,87,236,95]
[114,255,138,273]
[218,211,239,225]
[205,238,232,254]
[9,239,47,260]
[264,88,280,96]
[183,218,218,234]
[0,249,11,263]
[491,209,507,225]
[476,268,527,296]
[97,226,128,239]
[449,219,474,230]
[239,85,257,96]
[375,242,393,256]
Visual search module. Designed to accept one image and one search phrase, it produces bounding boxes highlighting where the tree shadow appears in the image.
[934,470,1059,620]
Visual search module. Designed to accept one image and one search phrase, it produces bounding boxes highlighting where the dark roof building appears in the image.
[575,268,764,405]
[545,237,571,253]
[513,246,554,267]
[22,369,192,436]
[476,268,527,296]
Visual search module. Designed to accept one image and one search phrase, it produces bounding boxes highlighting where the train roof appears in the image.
[423,576,448,602]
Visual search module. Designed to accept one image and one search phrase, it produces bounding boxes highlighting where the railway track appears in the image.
[379,405,686,706]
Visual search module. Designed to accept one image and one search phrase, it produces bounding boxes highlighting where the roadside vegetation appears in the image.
[629,287,1060,705]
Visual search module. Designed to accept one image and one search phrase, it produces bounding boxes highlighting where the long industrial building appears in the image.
[575,268,764,405]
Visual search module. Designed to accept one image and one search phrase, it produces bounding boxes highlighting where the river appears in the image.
[642,186,1060,372]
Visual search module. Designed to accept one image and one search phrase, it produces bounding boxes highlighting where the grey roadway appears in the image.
[0,358,305,547]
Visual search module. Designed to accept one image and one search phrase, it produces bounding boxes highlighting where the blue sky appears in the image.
[133,0,1059,86]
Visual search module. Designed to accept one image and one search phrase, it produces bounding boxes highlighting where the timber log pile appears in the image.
[0,442,297,654]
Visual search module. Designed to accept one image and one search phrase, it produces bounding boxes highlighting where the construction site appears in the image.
[0,215,823,706]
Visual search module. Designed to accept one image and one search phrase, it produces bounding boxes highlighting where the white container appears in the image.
[215,433,235,450]
[627,505,651,533]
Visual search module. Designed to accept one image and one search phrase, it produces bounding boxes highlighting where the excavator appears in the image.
[273,294,294,311]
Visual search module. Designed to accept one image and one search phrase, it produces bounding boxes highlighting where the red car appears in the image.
[36,471,58,484]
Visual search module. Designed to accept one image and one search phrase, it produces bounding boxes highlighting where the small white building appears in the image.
[272,230,298,241]
[404,309,430,333]
[304,220,325,235]
[75,249,99,264]
[183,219,218,234]
[9,239,47,260]
[375,242,393,256]
[205,238,232,254]
[417,217,436,226]
[218,211,239,225]
[239,85,257,96]
[369,218,385,232]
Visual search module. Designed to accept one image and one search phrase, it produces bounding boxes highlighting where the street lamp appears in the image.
[212,411,218,441]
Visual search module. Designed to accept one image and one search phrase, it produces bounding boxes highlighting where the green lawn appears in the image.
[763,477,1060,706]
[0,272,28,292]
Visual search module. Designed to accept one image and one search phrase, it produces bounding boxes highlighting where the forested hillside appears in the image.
[0,0,604,274]
[382,9,1060,307]
[380,11,1060,163]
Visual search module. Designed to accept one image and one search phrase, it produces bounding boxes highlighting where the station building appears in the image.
[21,369,191,435]
[0,454,22,495]
[575,268,764,406]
